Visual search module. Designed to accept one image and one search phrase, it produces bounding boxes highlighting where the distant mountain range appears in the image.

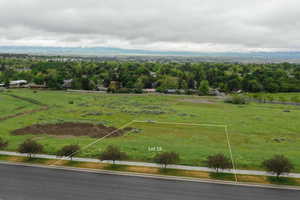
[1,46,300,63]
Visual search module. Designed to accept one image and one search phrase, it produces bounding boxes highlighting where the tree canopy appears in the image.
[99,145,128,164]
[18,139,43,158]
[1,57,300,93]
[262,155,294,178]
[153,152,180,168]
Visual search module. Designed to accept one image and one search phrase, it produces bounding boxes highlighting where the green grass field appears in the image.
[0,94,40,117]
[0,89,299,172]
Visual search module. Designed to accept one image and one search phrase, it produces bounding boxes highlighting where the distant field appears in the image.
[248,92,300,103]
[0,89,300,172]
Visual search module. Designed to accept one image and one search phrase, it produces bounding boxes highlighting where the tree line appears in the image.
[1,58,300,93]
[0,137,294,178]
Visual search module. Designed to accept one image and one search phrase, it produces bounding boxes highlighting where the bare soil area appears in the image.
[12,122,131,138]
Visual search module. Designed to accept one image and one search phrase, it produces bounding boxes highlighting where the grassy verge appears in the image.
[0,155,299,187]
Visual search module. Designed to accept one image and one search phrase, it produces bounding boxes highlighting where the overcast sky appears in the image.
[0,0,299,52]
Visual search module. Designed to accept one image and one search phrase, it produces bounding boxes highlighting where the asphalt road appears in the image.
[0,164,299,200]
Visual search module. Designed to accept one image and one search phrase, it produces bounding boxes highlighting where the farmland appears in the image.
[0,89,300,172]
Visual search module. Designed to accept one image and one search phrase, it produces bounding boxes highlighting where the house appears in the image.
[9,80,28,87]
[63,79,73,89]
[142,88,156,93]
[96,86,108,92]
[28,83,47,89]
[209,89,225,96]
[165,89,177,94]
[150,72,157,78]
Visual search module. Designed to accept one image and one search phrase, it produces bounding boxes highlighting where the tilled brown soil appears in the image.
[12,122,131,138]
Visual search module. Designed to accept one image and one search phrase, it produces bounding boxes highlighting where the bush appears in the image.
[18,139,43,158]
[224,95,249,104]
[0,137,8,150]
[68,100,74,104]
[133,88,143,94]
[262,155,294,178]
[153,152,180,168]
[99,145,128,164]
[266,95,274,102]
[56,144,80,160]
[278,96,286,103]
[116,88,132,93]
[290,96,300,103]
[198,80,210,96]
[206,153,232,172]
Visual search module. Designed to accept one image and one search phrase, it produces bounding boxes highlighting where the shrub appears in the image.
[262,155,294,178]
[99,145,128,164]
[266,95,274,102]
[68,100,74,104]
[278,96,286,103]
[252,94,264,103]
[153,152,180,168]
[116,88,132,93]
[198,80,210,96]
[56,144,80,160]
[133,88,143,94]
[206,153,232,173]
[224,95,248,104]
[0,137,8,150]
[290,96,300,103]
[18,139,43,158]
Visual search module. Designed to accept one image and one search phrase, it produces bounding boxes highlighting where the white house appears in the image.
[9,80,28,87]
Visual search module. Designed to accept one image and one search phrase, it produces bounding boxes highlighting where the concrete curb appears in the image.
[1,150,300,178]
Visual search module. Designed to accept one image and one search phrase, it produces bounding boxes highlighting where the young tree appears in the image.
[262,155,294,178]
[18,139,43,158]
[224,95,248,104]
[153,152,180,168]
[99,145,128,164]
[0,137,8,150]
[56,144,80,160]
[206,153,232,173]
[198,80,210,95]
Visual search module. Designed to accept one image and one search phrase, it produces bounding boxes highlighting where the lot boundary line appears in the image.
[225,125,238,182]
[51,120,135,165]
[51,119,238,182]
[132,120,238,182]
[132,120,227,128]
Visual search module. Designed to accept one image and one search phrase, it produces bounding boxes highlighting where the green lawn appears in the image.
[0,93,40,117]
[0,89,299,172]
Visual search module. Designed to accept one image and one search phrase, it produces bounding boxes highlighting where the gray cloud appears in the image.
[0,0,299,52]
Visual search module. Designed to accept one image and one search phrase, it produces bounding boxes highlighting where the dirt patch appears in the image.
[12,122,132,138]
